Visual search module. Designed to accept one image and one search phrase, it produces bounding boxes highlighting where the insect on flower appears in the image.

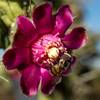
[3,3,88,96]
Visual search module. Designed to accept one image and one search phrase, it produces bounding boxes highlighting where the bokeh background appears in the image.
[0,0,100,100]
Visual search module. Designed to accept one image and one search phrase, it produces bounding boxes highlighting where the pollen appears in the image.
[48,47,59,60]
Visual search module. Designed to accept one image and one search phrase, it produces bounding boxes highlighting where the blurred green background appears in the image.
[0,0,100,100]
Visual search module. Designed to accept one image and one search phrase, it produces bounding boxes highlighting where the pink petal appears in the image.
[20,65,41,96]
[3,48,31,70]
[13,16,38,48]
[41,68,56,95]
[54,5,73,37]
[62,27,88,49]
[33,3,54,34]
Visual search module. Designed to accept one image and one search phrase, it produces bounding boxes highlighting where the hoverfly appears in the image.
[51,52,72,76]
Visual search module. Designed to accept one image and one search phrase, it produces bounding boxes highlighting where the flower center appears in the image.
[31,34,73,76]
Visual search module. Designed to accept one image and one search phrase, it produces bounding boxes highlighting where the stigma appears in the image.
[48,47,59,60]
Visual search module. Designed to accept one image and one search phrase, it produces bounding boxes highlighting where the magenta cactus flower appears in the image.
[3,3,88,96]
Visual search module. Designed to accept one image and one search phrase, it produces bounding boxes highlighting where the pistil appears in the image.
[47,47,59,60]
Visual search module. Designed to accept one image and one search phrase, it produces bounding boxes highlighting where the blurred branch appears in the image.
[79,70,100,83]
[70,70,100,100]
[0,75,9,82]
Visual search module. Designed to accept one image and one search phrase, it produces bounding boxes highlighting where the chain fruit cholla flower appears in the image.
[3,3,88,96]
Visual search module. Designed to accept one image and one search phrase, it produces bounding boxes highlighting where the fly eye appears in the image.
[64,61,70,68]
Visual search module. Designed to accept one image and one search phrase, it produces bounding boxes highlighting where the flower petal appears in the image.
[33,3,54,34]
[3,48,31,70]
[13,16,37,48]
[41,68,57,95]
[62,27,88,49]
[20,65,41,96]
[54,5,73,37]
